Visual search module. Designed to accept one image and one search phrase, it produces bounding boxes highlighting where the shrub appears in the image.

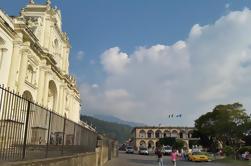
[158,137,176,146]
[189,140,200,149]
[224,146,234,156]
[173,139,185,150]
[238,146,251,154]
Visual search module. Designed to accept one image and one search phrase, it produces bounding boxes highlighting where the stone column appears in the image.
[0,48,5,68]
[40,17,46,47]
[56,84,64,116]
[43,18,52,51]
[69,93,73,116]
[17,50,28,92]
[61,87,66,116]
[42,71,49,107]
[37,65,46,104]
[8,41,21,90]
[48,25,53,52]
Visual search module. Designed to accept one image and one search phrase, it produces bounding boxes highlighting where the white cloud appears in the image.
[225,3,230,9]
[91,84,99,88]
[101,47,130,75]
[80,9,251,126]
[76,50,85,61]
[189,24,203,38]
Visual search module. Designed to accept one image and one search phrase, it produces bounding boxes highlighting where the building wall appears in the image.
[0,11,14,86]
[134,127,194,150]
[0,2,80,123]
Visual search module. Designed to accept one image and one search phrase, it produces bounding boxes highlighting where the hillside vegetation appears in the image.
[80,115,133,143]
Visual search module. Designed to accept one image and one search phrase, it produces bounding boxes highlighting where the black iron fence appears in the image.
[0,85,97,161]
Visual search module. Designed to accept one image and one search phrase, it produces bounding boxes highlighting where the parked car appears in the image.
[188,152,209,162]
[139,147,149,155]
[126,146,134,154]
[161,146,172,155]
[119,144,126,151]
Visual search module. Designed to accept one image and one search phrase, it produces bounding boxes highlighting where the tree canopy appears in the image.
[195,103,251,146]
[157,137,185,150]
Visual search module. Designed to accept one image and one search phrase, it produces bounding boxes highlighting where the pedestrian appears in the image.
[180,148,184,160]
[171,149,177,166]
[156,147,164,166]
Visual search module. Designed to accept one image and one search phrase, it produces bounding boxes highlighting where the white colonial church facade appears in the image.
[0,0,80,123]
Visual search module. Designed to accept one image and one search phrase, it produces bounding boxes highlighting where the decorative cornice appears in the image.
[25,80,38,90]
[0,14,15,38]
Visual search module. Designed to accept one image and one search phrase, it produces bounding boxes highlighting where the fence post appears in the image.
[22,101,31,160]
[45,111,52,158]
[61,116,66,155]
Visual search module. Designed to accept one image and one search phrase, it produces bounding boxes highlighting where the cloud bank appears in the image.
[80,8,251,126]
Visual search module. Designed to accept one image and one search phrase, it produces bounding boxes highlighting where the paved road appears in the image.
[105,152,229,166]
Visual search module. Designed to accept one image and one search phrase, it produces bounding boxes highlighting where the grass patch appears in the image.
[216,157,250,166]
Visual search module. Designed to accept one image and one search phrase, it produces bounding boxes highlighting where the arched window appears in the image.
[180,131,185,139]
[48,80,57,111]
[54,39,59,49]
[53,39,59,55]
[148,140,154,149]
[26,65,34,83]
[155,130,162,138]
[164,130,171,138]
[22,90,33,101]
[139,130,146,138]
[147,130,154,138]
[139,140,146,148]
[171,130,178,138]
[188,131,193,138]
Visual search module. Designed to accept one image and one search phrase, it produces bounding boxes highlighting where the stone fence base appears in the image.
[1,135,118,166]
[3,146,118,166]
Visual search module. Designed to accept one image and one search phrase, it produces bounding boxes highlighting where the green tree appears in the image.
[157,138,185,150]
[195,103,251,146]
[173,139,185,150]
[158,137,176,147]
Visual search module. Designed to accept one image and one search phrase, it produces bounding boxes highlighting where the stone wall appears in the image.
[4,153,97,166]
[3,139,118,166]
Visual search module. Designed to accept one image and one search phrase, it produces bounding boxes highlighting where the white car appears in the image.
[126,146,134,154]
[139,147,149,155]
[161,146,172,155]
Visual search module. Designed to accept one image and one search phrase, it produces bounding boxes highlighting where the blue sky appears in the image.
[1,1,251,125]
[1,0,250,84]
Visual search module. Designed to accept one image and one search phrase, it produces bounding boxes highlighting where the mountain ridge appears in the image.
[91,114,145,127]
[80,115,133,143]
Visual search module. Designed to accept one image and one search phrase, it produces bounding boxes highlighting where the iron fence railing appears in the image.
[0,85,97,161]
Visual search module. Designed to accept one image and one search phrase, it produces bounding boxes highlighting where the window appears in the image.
[53,39,59,55]
[26,64,36,84]
[139,130,146,138]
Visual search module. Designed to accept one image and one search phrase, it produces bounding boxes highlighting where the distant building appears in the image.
[133,126,197,151]
[0,0,80,123]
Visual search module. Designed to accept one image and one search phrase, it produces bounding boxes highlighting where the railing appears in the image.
[0,85,97,161]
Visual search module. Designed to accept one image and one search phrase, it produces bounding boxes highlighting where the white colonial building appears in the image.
[0,0,80,123]
[133,126,197,151]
